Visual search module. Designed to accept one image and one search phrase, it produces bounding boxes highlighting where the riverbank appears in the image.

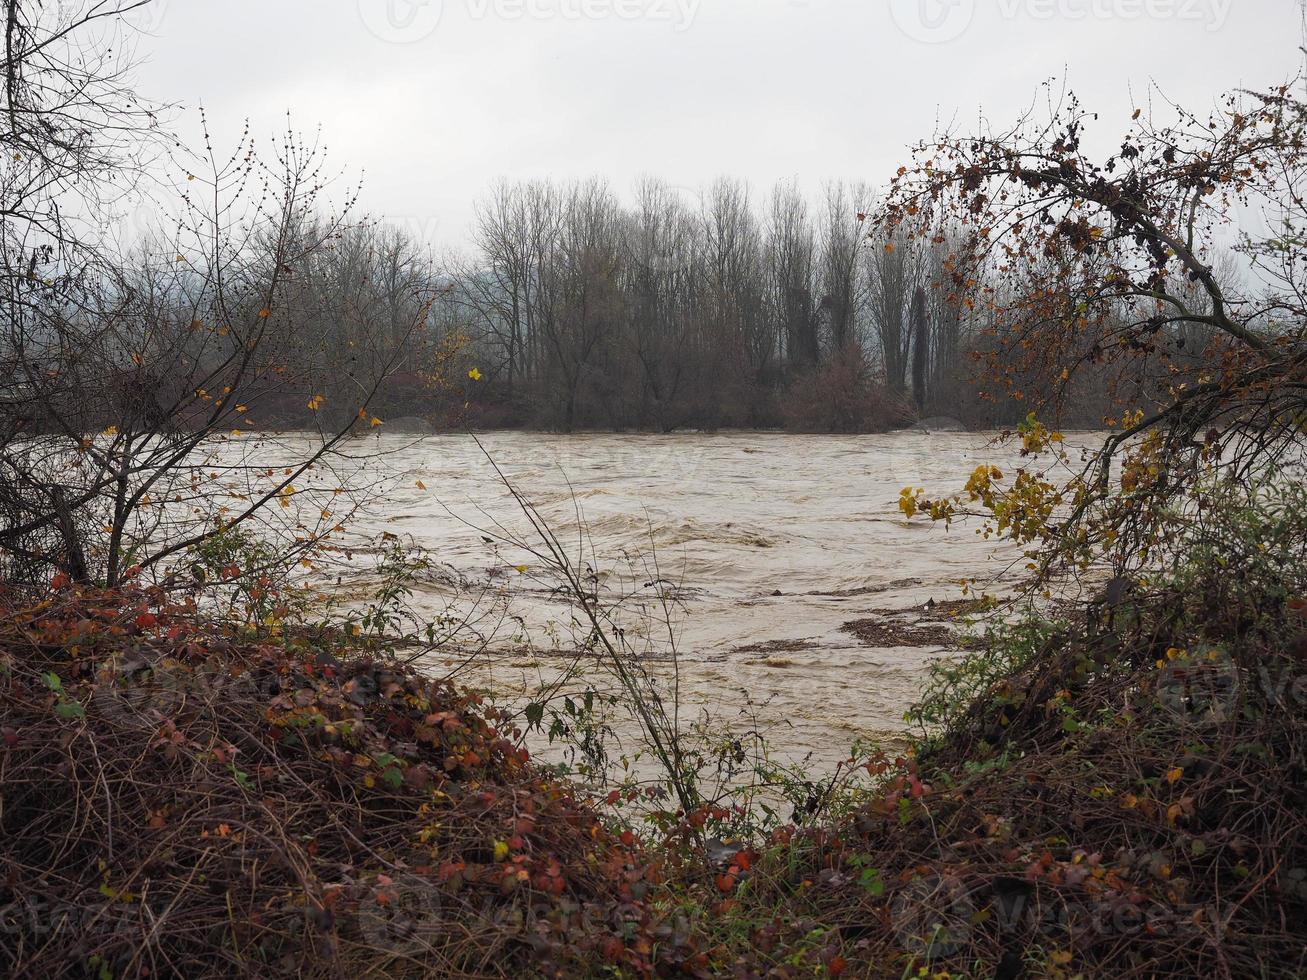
[3,483,1304,978]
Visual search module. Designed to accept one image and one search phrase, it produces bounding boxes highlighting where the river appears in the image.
[284,429,1088,775]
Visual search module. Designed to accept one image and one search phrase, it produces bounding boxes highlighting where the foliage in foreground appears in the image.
[3,483,1306,979]
[0,584,659,978]
[670,482,1307,979]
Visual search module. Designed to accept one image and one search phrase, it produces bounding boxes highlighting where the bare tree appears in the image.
[0,3,431,586]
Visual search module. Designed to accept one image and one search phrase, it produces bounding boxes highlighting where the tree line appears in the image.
[444,177,975,432]
[430,175,1230,433]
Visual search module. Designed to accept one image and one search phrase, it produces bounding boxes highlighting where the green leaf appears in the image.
[524,703,545,729]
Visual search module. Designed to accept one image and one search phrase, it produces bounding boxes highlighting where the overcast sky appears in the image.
[131,0,1305,251]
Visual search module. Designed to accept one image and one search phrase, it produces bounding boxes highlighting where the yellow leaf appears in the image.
[102,425,118,437]
[370,417,383,428]
[468,367,483,382]
[899,487,918,519]
[415,480,427,490]
[493,840,510,862]
[1166,767,1183,785]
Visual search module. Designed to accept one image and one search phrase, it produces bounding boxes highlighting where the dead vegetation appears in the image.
[3,485,1307,978]
[0,584,659,978]
[840,617,980,650]
[664,487,1307,979]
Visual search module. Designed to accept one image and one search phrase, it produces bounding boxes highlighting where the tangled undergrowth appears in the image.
[669,484,1307,979]
[2,486,1306,979]
[0,584,658,978]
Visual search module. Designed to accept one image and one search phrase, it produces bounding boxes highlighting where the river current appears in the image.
[289,430,1085,771]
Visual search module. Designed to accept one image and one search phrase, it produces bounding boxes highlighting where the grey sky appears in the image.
[132,0,1305,250]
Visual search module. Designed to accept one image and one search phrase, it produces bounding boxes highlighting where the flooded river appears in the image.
[295,430,1081,773]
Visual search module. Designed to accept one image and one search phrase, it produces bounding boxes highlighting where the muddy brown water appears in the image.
[279,430,1104,775]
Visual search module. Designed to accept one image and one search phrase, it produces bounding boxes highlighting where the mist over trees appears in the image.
[441,172,1242,433]
[0,0,1249,455]
[446,177,994,432]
